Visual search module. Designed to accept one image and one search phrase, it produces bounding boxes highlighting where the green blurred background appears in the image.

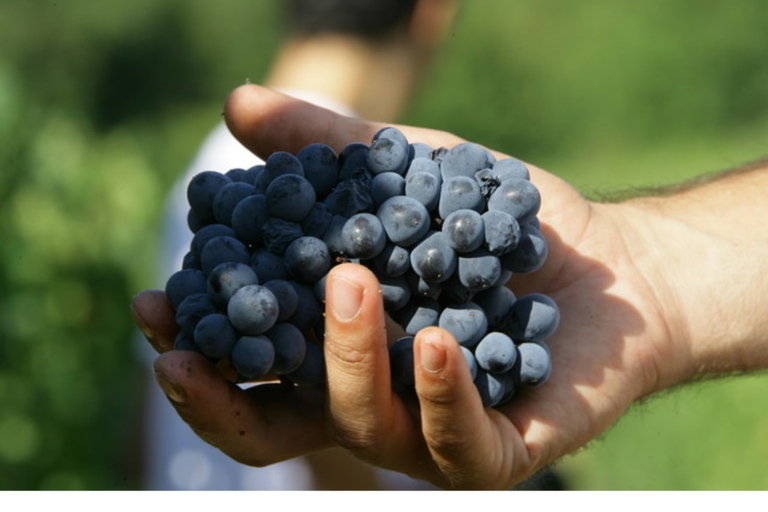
[1,0,766,490]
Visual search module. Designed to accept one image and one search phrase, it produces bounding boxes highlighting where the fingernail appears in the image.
[155,371,187,405]
[330,276,364,321]
[131,301,155,342]
[419,339,446,374]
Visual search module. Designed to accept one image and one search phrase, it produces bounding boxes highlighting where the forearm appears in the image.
[613,161,768,391]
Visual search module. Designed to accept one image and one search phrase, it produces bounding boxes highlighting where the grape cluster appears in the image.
[164,127,559,407]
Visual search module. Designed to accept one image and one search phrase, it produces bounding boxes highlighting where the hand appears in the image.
[132,85,689,489]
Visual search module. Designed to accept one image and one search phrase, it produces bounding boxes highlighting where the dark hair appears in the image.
[286,0,418,40]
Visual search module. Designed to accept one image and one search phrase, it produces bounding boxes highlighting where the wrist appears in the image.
[611,196,768,395]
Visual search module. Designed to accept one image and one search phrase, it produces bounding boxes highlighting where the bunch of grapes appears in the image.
[164,127,559,408]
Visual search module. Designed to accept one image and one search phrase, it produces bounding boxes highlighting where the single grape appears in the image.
[439,142,494,180]
[474,369,505,408]
[410,231,457,284]
[337,143,369,181]
[456,249,501,292]
[482,209,521,256]
[513,342,552,387]
[442,209,484,253]
[390,297,440,335]
[499,221,548,273]
[370,172,406,208]
[230,335,275,381]
[438,302,488,348]
[263,151,304,183]
[250,248,289,283]
[200,235,250,275]
[505,293,560,343]
[324,169,374,217]
[262,279,299,322]
[175,293,217,335]
[372,243,410,277]
[261,218,304,254]
[493,158,530,181]
[378,274,411,312]
[193,313,238,359]
[206,261,259,308]
[190,223,235,258]
[296,143,338,199]
[341,213,387,260]
[231,194,268,246]
[212,181,255,226]
[473,285,516,330]
[487,178,541,223]
[376,196,431,247]
[264,322,307,375]
[165,268,207,310]
[405,171,441,212]
[438,176,485,219]
[227,284,280,335]
[366,136,409,176]
[187,171,232,224]
[474,332,517,373]
[284,236,332,284]
[265,173,317,223]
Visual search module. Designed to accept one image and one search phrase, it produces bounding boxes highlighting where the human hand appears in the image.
[132,85,695,489]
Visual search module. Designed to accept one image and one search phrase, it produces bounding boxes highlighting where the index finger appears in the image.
[223,85,467,158]
[132,289,178,353]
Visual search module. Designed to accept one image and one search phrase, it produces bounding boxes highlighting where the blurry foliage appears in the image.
[0,0,766,490]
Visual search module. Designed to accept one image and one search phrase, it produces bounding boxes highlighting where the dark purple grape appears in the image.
[206,262,259,308]
[438,301,487,348]
[265,173,317,223]
[263,151,304,183]
[187,171,232,224]
[366,136,409,176]
[262,279,299,322]
[513,342,552,387]
[456,249,501,292]
[442,209,484,253]
[297,143,338,198]
[482,210,521,256]
[487,178,541,223]
[227,285,279,335]
[193,313,238,358]
[505,293,560,343]
[438,176,485,219]
[230,335,275,380]
[410,231,457,284]
[165,268,207,310]
[474,332,517,373]
[284,236,332,284]
[212,182,255,226]
[264,322,307,375]
[200,235,250,275]
[377,196,431,247]
[175,293,217,335]
[341,213,387,260]
[500,221,547,273]
[231,194,268,245]
[439,142,494,180]
[493,158,530,181]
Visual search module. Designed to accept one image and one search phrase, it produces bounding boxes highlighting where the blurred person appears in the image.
[139,0,460,490]
[135,84,768,490]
